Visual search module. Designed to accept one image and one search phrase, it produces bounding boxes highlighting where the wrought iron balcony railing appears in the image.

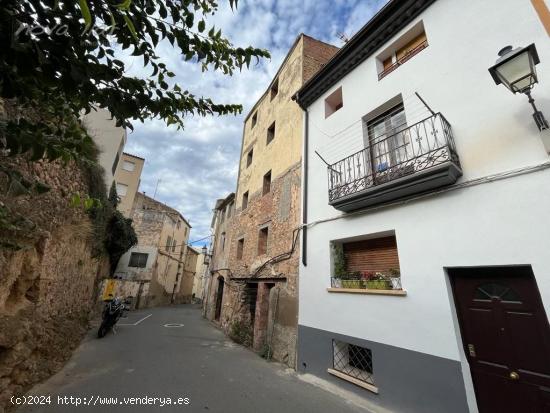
[327,113,461,209]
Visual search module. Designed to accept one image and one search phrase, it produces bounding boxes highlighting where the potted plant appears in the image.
[388,268,401,290]
[365,272,390,289]
[332,243,346,288]
[341,271,364,289]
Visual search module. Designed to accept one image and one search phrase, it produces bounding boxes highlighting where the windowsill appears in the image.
[327,368,379,394]
[327,288,407,296]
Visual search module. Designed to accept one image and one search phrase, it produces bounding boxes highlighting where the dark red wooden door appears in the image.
[450,266,550,413]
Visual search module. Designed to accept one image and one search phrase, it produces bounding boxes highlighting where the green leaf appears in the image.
[198,20,205,33]
[115,0,132,11]
[123,14,139,42]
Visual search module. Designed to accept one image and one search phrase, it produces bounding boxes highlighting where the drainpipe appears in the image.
[301,109,308,267]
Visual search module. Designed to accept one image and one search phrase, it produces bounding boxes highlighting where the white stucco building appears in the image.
[294,1,550,412]
[82,107,127,192]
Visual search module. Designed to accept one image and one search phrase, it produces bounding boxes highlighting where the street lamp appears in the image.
[488,44,549,131]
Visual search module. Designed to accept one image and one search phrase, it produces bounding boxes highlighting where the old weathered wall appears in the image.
[204,35,338,368]
[0,156,109,412]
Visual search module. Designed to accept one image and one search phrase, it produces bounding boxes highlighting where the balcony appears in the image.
[327,113,462,212]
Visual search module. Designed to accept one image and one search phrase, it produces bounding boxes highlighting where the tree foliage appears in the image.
[0,0,270,162]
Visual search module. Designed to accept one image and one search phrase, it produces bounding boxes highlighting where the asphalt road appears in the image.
[17,304,370,413]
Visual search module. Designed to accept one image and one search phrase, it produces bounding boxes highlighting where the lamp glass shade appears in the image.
[494,49,537,93]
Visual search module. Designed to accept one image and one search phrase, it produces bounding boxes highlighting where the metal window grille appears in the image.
[333,340,374,384]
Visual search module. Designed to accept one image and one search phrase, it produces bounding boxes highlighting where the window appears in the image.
[325,87,343,118]
[177,220,181,229]
[166,236,173,251]
[263,170,272,195]
[184,227,187,237]
[331,235,402,290]
[116,182,128,196]
[242,191,249,210]
[220,207,225,223]
[377,23,428,80]
[251,112,258,129]
[237,238,244,260]
[247,149,253,167]
[122,160,135,172]
[267,122,275,145]
[227,201,233,218]
[258,227,268,255]
[270,78,279,100]
[331,340,375,387]
[367,103,410,182]
[129,252,148,268]
[172,239,177,252]
[220,232,226,251]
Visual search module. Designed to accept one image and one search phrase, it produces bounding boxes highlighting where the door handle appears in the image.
[509,371,520,380]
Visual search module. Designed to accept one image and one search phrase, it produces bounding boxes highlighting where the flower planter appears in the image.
[366,280,390,290]
[341,280,365,289]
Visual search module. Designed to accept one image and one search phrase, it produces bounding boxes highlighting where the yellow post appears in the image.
[102,279,116,300]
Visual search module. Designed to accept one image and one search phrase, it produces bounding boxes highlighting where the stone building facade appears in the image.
[204,34,338,367]
[114,192,192,307]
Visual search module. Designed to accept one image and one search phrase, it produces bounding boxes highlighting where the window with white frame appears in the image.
[122,160,136,171]
[116,182,128,196]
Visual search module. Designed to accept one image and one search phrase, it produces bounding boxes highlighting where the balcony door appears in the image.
[367,104,410,180]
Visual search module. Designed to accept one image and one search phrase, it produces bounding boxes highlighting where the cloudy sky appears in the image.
[124,0,388,246]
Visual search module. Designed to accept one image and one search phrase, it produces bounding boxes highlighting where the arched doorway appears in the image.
[214,276,224,321]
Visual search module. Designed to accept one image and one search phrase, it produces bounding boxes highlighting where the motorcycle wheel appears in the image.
[97,322,109,338]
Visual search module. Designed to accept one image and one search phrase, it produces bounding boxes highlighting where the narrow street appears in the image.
[17,305,370,413]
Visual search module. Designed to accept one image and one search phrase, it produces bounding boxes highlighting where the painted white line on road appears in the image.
[163,323,184,328]
[118,313,152,326]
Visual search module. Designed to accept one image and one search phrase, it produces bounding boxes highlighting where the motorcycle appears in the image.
[97,295,131,338]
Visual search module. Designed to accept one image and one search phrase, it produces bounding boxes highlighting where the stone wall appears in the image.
[0,155,109,413]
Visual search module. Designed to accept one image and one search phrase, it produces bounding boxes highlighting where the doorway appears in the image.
[214,276,224,321]
[449,266,550,412]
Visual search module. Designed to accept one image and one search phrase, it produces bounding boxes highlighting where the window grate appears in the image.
[333,340,374,384]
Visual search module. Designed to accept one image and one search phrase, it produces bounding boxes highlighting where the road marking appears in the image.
[118,313,152,326]
[163,323,184,328]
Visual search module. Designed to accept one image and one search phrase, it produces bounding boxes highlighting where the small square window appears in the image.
[247,149,253,168]
[325,87,343,118]
[242,191,249,210]
[129,252,148,268]
[237,238,244,260]
[122,160,135,172]
[258,227,268,256]
[263,170,271,195]
[270,78,279,100]
[267,122,275,145]
[251,112,258,129]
